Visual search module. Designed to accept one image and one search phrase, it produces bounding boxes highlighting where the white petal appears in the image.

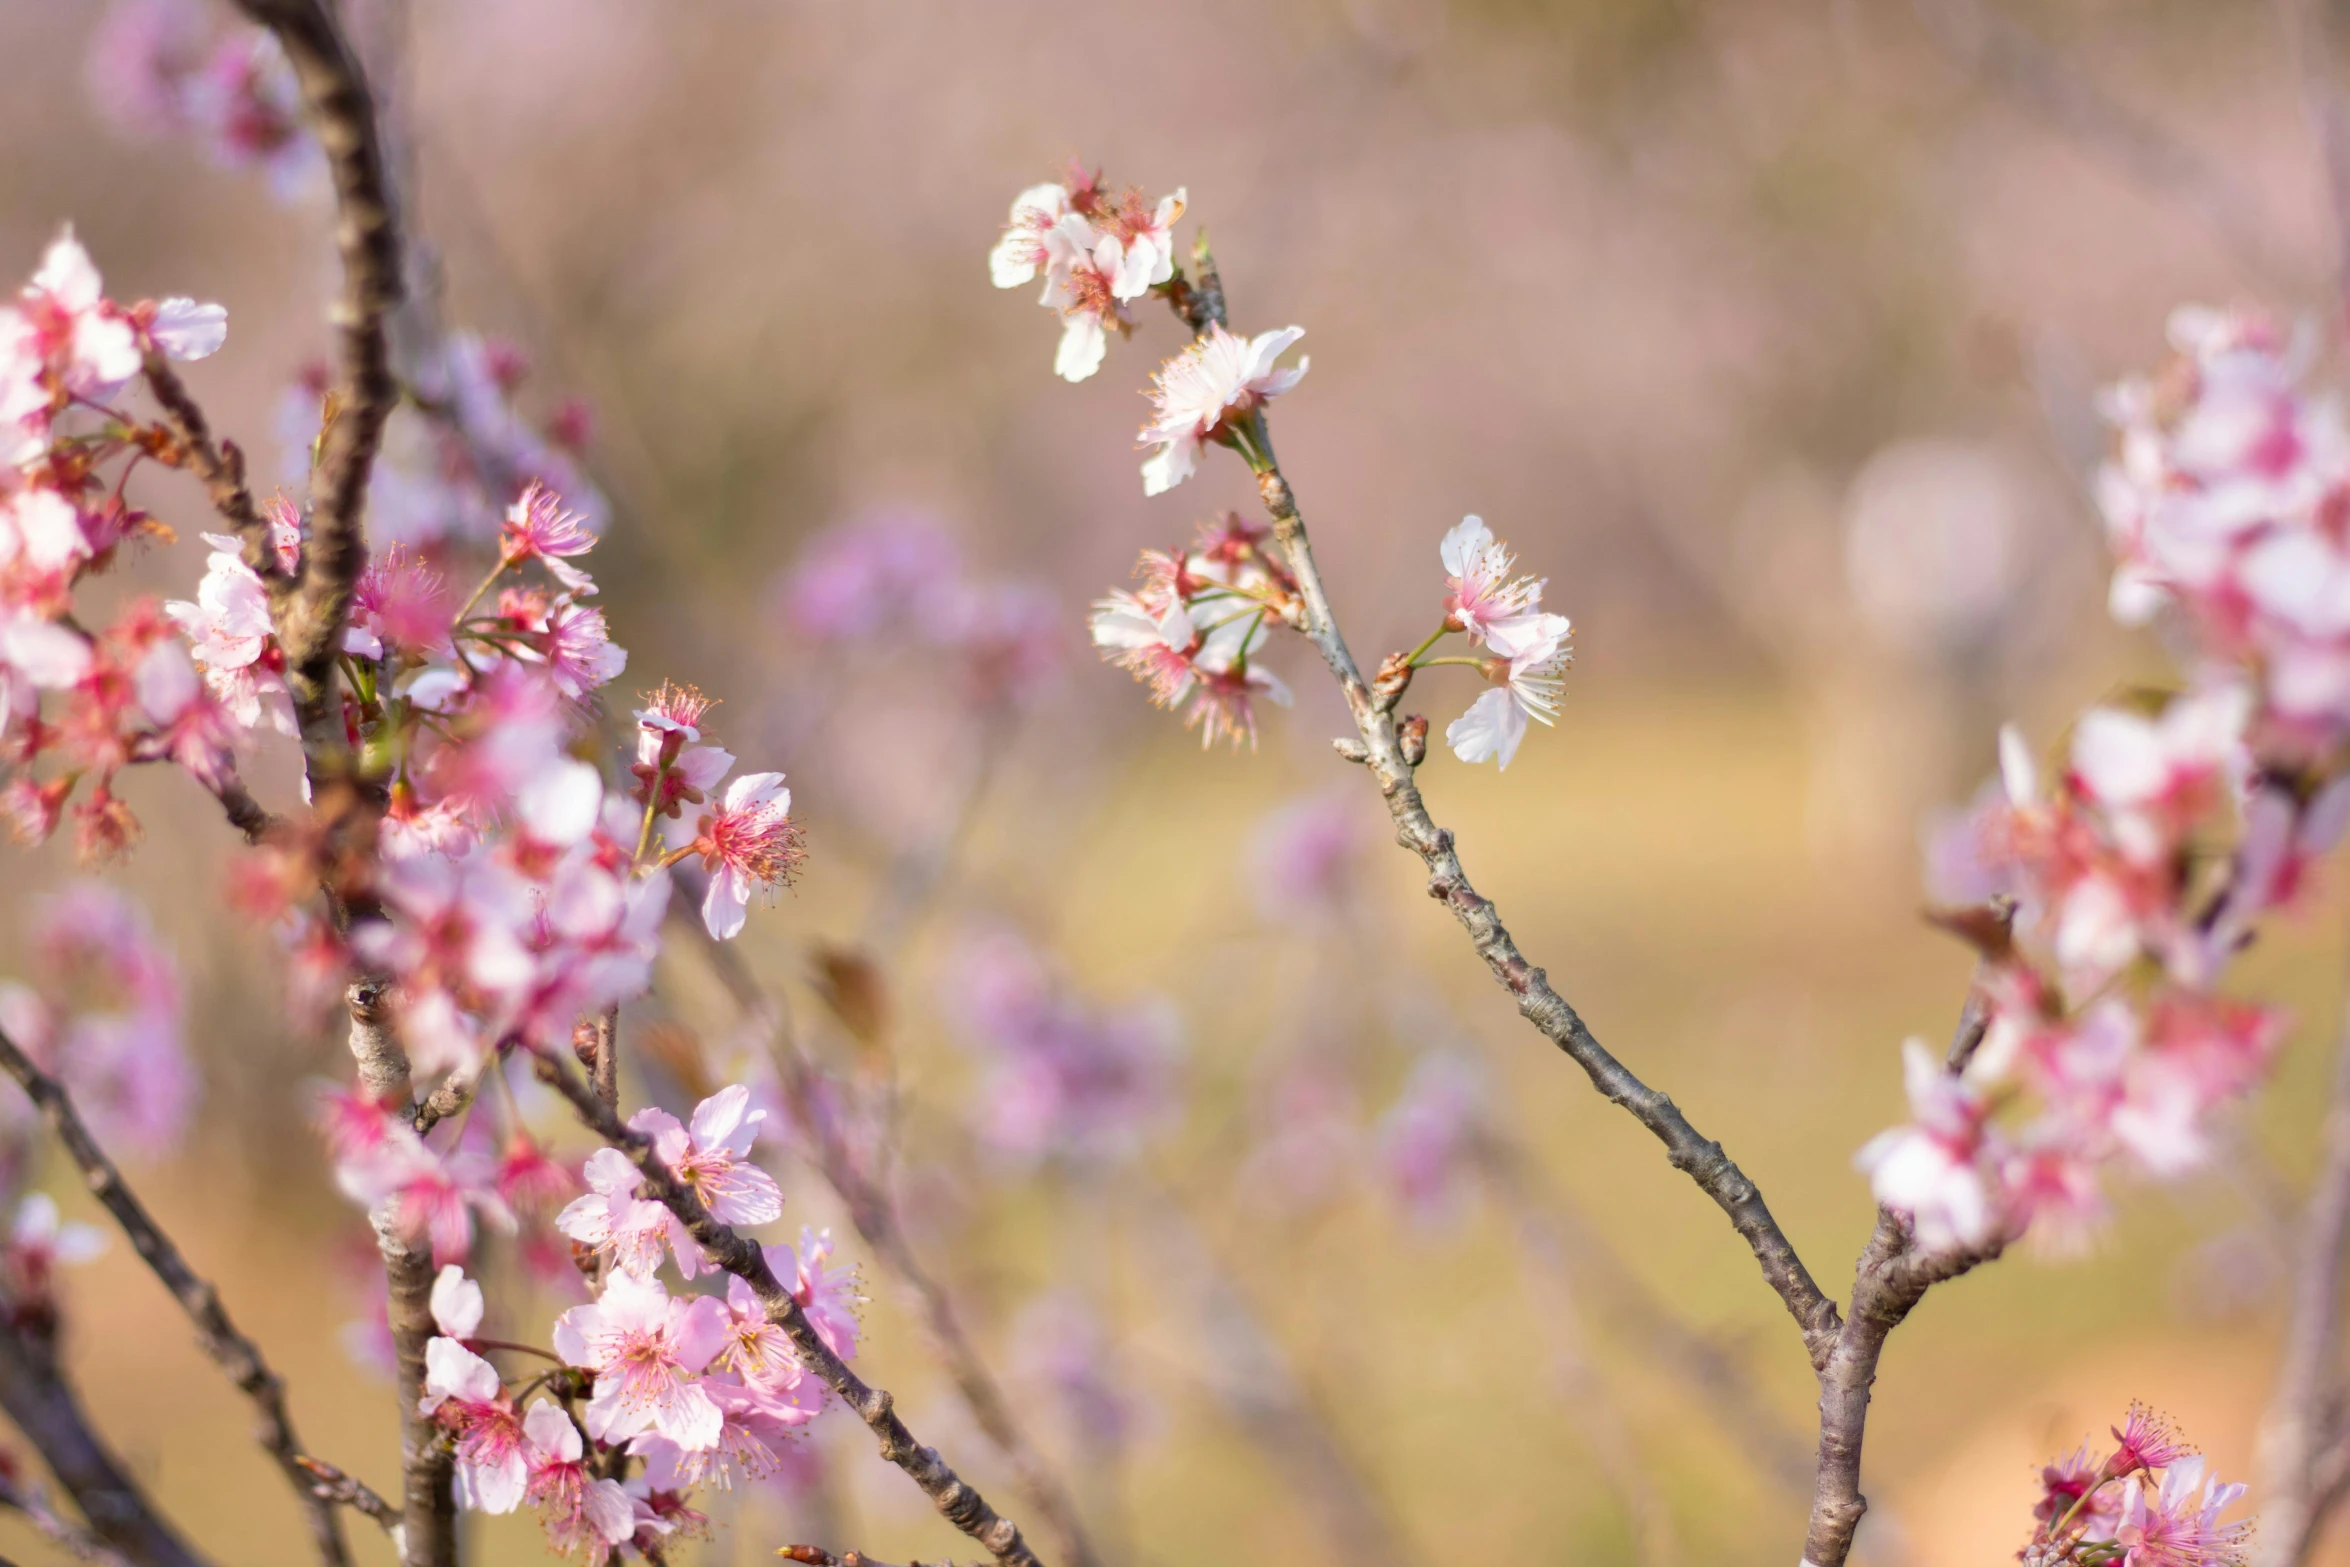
[1054,313,1107,384]
[149,298,227,361]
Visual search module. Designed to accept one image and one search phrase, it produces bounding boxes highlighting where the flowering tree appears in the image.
[0,3,2343,1567]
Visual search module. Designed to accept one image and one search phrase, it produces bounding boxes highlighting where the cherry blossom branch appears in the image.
[0,1463,136,1567]
[0,1321,208,1567]
[2253,977,2350,1566]
[226,0,404,755]
[1803,1212,2003,1565]
[680,921,1105,1567]
[531,1045,1050,1567]
[1163,264,1842,1371]
[287,1459,399,1535]
[779,1548,977,1567]
[337,984,455,1567]
[0,1022,356,1567]
[138,356,274,584]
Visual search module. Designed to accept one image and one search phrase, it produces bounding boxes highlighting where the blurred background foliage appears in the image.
[3,0,2349,1562]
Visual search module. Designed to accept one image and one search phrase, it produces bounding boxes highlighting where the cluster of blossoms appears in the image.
[85,0,320,201]
[989,164,1186,383]
[2098,307,2350,760]
[1423,516,1575,769]
[0,230,238,858]
[1008,174,1575,765]
[775,509,1062,711]
[273,504,804,1262]
[988,162,1306,493]
[1089,511,1299,748]
[1865,307,2350,1257]
[2019,1407,2250,1567]
[946,928,1180,1167]
[409,1085,862,1556]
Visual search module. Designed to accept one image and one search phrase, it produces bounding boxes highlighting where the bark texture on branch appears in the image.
[0,1024,354,1567]
[337,985,452,1567]
[226,0,403,761]
[536,1049,1049,1567]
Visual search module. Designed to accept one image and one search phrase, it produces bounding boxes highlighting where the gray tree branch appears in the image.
[0,1023,357,1566]
[225,0,403,765]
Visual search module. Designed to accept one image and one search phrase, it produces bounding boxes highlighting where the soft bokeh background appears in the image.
[1,0,2347,1562]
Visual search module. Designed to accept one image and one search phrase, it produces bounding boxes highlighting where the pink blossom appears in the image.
[717,1273,807,1394]
[1439,516,1567,656]
[495,1135,577,1216]
[535,598,626,700]
[1856,1040,1998,1253]
[2031,1444,2123,1544]
[555,1147,686,1280]
[991,173,1186,382]
[163,534,293,736]
[629,1085,783,1227]
[2107,1404,2193,1479]
[345,547,453,662]
[499,482,598,593]
[421,1335,529,1513]
[2066,687,2249,864]
[777,1228,862,1361]
[668,771,802,940]
[521,1400,635,1555]
[551,1270,729,1451]
[1139,324,1308,495]
[430,1264,485,1340]
[988,183,1073,292]
[630,1377,816,1491]
[1445,627,1573,771]
[2114,1456,2252,1567]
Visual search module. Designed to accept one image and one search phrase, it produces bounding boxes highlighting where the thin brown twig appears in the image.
[0,1023,354,1567]
[0,1465,136,1567]
[1802,1212,2002,1564]
[532,1044,1050,1567]
[1161,252,1843,1374]
[1164,234,2011,1567]
[226,0,403,764]
[778,1548,978,1567]
[335,983,455,1567]
[289,1458,400,1534]
[139,357,277,585]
